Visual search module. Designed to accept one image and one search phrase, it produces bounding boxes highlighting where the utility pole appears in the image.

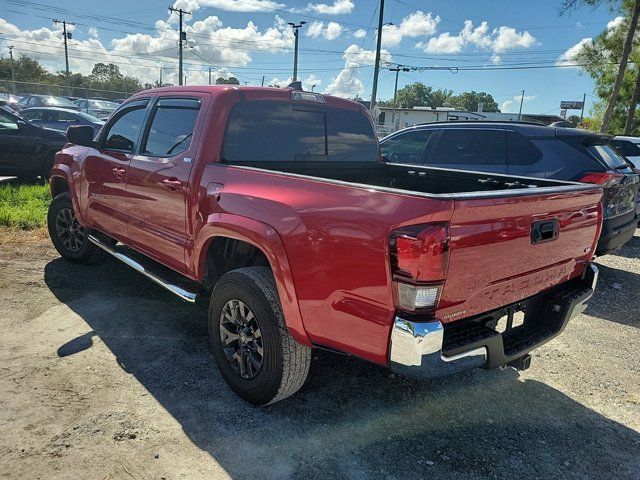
[370,0,385,110]
[288,22,306,82]
[53,19,74,89]
[208,66,212,85]
[518,89,525,121]
[8,46,15,93]
[580,92,586,123]
[390,66,409,131]
[261,75,265,87]
[168,6,191,86]
[159,67,163,86]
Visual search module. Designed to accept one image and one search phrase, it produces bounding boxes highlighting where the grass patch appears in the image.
[0,182,51,229]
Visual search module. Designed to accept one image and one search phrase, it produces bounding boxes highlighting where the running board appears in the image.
[88,235,199,303]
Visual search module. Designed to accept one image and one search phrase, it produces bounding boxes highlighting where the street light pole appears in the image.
[53,19,74,91]
[518,89,525,121]
[390,66,409,131]
[370,0,385,110]
[288,22,306,82]
[169,6,191,86]
[8,46,15,93]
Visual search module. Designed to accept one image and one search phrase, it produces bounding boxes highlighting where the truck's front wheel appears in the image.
[47,193,104,264]
[209,267,311,405]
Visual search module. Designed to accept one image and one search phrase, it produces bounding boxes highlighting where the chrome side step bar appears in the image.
[88,235,198,303]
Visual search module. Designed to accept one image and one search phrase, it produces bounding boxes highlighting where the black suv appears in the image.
[380,122,639,255]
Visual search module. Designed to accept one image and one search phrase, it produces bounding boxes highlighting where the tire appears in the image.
[47,192,105,264]
[209,267,311,405]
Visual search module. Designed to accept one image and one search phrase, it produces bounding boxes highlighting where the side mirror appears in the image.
[16,120,28,130]
[67,125,95,147]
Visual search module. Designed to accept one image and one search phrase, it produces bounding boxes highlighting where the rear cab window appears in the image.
[221,100,379,163]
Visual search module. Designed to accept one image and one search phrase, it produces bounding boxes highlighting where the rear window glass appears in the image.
[221,100,378,163]
[434,129,505,165]
[587,143,630,169]
[611,139,640,158]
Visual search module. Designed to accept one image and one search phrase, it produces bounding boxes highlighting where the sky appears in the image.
[0,0,625,116]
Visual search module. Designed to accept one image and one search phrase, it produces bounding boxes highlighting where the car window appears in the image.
[222,100,379,163]
[103,104,147,152]
[57,111,77,122]
[142,99,200,157]
[611,139,640,158]
[530,138,603,179]
[506,131,542,165]
[0,110,19,131]
[18,97,29,105]
[587,143,630,169]
[381,130,433,164]
[22,110,44,121]
[28,97,38,105]
[434,129,506,165]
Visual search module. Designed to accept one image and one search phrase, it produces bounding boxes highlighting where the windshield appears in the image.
[587,143,632,169]
[45,96,77,107]
[611,139,640,158]
[89,100,118,109]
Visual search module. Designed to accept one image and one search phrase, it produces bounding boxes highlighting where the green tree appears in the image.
[386,83,454,109]
[216,77,240,85]
[574,2,640,134]
[88,63,143,95]
[563,0,640,133]
[449,91,500,112]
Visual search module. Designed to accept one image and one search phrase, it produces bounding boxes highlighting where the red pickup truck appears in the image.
[48,86,602,405]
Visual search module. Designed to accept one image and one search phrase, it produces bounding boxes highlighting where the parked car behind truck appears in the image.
[48,86,602,405]
[381,122,639,255]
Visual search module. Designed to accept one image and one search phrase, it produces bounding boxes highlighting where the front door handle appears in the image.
[161,178,183,190]
[112,167,126,178]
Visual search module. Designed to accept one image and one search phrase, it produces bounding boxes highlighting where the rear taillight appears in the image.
[389,223,450,313]
[579,171,624,187]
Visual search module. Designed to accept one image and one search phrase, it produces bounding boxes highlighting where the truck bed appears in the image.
[225,160,593,198]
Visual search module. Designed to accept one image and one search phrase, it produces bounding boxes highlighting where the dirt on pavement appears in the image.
[0,228,639,480]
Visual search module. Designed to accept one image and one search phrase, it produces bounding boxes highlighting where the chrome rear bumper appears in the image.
[389,263,598,380]
[390,319,487,379]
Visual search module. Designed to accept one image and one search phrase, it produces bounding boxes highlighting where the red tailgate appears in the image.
[436,188,602,323]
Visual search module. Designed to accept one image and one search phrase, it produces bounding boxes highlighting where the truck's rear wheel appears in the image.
[47,193,104,264]
[209,267,311,405]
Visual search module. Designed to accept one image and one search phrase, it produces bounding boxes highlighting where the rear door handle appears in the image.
[161,178,183,190]
[112,167,126,178]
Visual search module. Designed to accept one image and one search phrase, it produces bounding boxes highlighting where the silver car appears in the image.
[74,99,118,119]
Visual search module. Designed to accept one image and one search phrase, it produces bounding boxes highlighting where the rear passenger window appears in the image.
[381,130,433,164]
[142,98,200,157]
[221,100,378,163]
[434,129,505,165]
[507,131,542,165]
[103,103,148,152]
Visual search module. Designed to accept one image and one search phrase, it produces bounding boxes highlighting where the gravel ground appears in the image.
[0,228,638,480]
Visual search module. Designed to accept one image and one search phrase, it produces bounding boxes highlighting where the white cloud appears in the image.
[307,0,354,15]
[306,20,342,40]
[268,74,321,90]
[501,94,536,113]
[177,0,285,13]
[607,16,625,31]
[417,19,536,54]
[556,37,592,66]
[324,44,392,98]
[353,29,367,39]
[419,32,463,54]
[380,11,440,48]
[491,26,536,52]
[490,53,501,64]
[0,14,293,86]
[88,27,99,39]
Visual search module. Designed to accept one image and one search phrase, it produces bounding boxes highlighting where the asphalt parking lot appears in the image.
[0,228,638,480]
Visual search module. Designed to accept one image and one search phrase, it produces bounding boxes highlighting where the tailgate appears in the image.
[437,187,602,322]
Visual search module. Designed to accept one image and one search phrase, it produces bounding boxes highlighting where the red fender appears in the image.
[192,213,312,347]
